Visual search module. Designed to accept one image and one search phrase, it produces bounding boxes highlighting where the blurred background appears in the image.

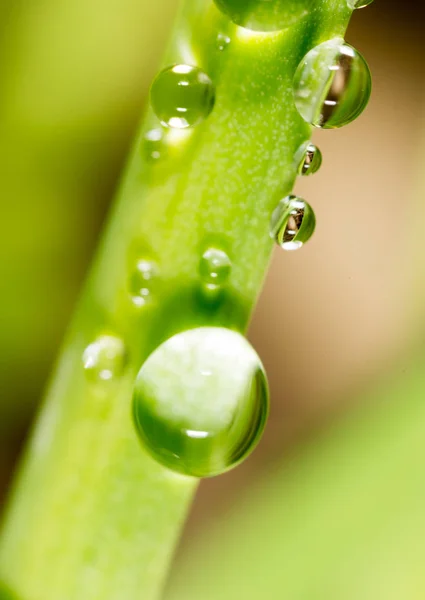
[1,0,425,595]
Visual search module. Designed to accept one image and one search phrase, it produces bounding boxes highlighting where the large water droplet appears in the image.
[83,335,127,382]
[270,195,316,251]
[348,0,374,7]
[296,142,323,176]
[133,327,269,478]
[214,0,308,32]
[129,259,159,307]
[142,128,165,162]
[293,39,372,129]
[199,248,232,289]
[216,33,231,51]
[150,65,215,129]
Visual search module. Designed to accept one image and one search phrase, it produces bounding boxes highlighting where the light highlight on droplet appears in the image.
[348,0,374,8]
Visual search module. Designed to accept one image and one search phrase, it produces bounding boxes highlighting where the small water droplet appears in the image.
[133,327,269,478]
[150,65,215,129]
[82,335,127,382]
[296,142,323,176]
[143,128,165,161]
[216,33,231,51]
[129,259,159,307]
[214,0,307,32]
[293,39,372,129]
[270,195,316,251]
[199,248,231,288]
[348,0,374,7]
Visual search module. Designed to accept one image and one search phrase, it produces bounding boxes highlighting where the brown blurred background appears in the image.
[1,0,424,562]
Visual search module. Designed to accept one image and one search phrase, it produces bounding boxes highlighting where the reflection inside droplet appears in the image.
[293,39,372,129]
[270,195,316,251]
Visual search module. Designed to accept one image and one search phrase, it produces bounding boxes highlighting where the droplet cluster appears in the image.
[122,0,374,477]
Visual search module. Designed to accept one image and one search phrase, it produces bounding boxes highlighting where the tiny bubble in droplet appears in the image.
[142,128,166,162]
[199,248,232,289]
[270,195,316,251]
[129,259,159,307]
[82,335,127,383]
[216,33,231,51]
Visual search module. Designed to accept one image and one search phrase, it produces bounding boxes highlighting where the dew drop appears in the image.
[216,33,231,51]
[142,128,165,162]
[213,0,307,32]
[199,248,232,289]
[293,39,372,129]
[82,335,127,382]
[296,142,323,176]
[129,259,159,307]
[348,0,374,7]
[270,195,316,251]
[150,65,215,129]
[133,327,269,478]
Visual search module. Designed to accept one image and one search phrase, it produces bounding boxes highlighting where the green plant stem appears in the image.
[0,1,354,599]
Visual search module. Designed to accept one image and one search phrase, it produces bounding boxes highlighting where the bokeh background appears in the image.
[1,0,425,595]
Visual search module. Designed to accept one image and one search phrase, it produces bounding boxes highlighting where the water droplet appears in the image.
[142,128,165,161]
[133,327,269,478]
[296,142,323,176]
[150,65,215,129]
[199,248,232,288]
[348,0,374,7]
[270,195,316,251]
[293,39,372,129]
[82,335,127,382]
[213,0,307,32]
[216,33,231,51]
[129,259,159,307]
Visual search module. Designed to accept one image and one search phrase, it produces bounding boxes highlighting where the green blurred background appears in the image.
[1,0,425,594]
